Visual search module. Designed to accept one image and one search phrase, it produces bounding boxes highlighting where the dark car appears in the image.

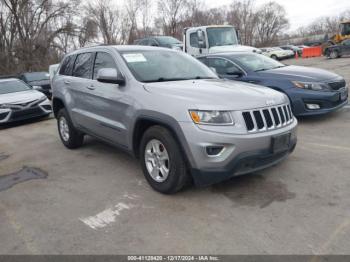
[280,45,302,57]
[134,36,183,51]
[198,52,348,116]
[325,39,350,59]
[19,72,52,99]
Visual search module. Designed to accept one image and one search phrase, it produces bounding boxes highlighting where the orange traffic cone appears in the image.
[295,51,299,59]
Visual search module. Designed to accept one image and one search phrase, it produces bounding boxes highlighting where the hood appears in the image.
[259,65,342,82]
[209,45,261,54]
[0,90,46,105]
[144,79,287,110]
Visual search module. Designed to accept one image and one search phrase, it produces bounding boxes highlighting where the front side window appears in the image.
[206,27,238,48]
[93,52,118,79]
[190,33,199,48]
[72,53,94,79]
[0,80,31,94]
[59,55,76,76]
[120,50,217,83]
[233,53,285,72]
[208,58,241,75]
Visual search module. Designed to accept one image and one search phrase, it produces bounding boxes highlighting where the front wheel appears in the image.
[140,126,190,194]
[57,108,84,149]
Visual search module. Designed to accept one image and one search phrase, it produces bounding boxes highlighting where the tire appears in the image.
[271,55,278,60]
[57,108,84,149]
[329,50,338,59]
[140,125,190,194]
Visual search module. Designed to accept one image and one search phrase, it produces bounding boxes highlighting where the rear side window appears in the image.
[93,52,118,79]
[72,53,94,79]
[59,55,76,76]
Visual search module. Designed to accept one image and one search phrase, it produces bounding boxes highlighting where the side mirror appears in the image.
[97,68,125,85]
[197,29,206,48]
[226,67,243,77]
[236,29,241,45]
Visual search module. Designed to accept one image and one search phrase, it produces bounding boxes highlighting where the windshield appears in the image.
[120,50,218,83]
[23,72,49,82]
[233,53,285,72]
[0,80,32,94]
[156,37,182,45]
[206,27,238,48]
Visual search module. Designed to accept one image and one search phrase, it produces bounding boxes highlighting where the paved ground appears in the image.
[0,57,350,255]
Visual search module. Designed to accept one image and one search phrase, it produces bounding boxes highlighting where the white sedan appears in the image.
[261,47,294,60]
[0,78,52,124]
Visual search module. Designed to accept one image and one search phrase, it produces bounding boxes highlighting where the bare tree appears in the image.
[125,0,141,43]
[227,0,257,46]
[86,0,124,45]
[158,0,187,37]
[255,2,289,47]
[0,1,18,74]
[2,0,76,72]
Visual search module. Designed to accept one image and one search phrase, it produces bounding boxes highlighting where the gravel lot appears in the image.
[0,57,350,255]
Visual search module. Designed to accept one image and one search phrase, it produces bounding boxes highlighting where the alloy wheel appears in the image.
[144,139,170,182]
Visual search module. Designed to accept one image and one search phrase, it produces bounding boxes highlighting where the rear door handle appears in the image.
[64,80,71,85]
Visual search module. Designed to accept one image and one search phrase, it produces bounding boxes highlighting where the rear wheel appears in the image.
[271,54,278,60]
[140,126,190,194]
[329,50,339,59]
[57,108,84,149]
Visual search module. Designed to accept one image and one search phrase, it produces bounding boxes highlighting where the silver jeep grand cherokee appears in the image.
[52,46,297,194]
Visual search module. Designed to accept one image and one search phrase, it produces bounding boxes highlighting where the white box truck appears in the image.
[183,25,261,56]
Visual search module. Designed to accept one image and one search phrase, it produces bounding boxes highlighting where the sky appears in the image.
[205,0,350,31]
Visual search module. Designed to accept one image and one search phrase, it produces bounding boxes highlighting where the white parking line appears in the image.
[305,142,350,152]
[80,203,134,230]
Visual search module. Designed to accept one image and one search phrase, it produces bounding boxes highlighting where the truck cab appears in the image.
[183,25,261,57]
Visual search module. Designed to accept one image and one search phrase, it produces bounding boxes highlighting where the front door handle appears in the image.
[64,80,71,85]
[86,85,95,90]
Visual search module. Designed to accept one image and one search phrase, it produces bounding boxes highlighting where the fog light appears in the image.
[306,103,320,110]
[206,146,224,156]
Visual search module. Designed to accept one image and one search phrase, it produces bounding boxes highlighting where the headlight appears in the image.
[189,110,234,125]
[292,81,330,91]
[37,95,48,104]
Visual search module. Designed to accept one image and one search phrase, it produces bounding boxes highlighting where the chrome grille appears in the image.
[242,104,294,132]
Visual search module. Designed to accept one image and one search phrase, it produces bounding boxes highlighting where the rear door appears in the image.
[68,52,96,131]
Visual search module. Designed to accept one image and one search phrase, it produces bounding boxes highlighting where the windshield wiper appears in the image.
[192,76,216,80]
[29,78,49,82]
[254,68,270,72]
[143,77,189,83]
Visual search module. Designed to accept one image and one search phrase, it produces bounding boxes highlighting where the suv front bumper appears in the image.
[179,120,297,186]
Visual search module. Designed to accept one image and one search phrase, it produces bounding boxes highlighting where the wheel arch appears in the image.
[131,112,196,170]
[52,97,66,118]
